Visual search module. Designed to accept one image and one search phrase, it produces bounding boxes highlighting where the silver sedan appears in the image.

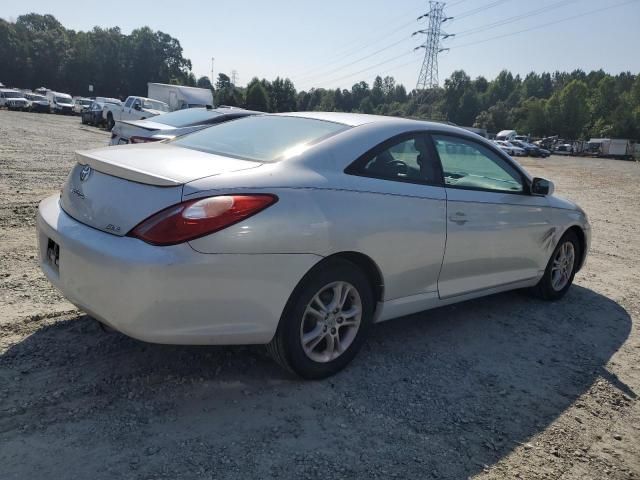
[37,112,591,378]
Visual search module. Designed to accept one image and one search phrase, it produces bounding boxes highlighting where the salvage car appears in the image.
[109,107,259,145]
[81,98,122,126]
[25,93,50,113]
[493,140,526,156]
[37,112,591,379]
[0,89,29,111]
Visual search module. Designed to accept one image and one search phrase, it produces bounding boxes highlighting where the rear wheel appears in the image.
[267,258,374,379]
[531,230,580,300]
[106,112,114,130]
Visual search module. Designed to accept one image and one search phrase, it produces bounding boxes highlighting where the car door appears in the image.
[430,133,551,299]
[121,97,134,120]
[344,132,447,303]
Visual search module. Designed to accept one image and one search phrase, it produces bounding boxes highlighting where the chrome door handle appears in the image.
[448,212,468,224]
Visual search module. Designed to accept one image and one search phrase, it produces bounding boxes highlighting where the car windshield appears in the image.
[80,99,92,106]
[4,92,22,98]
[174,115,349,162]
[142,99,169,112]
[152,108,222,128]
[33,95,47,101]
[55,96,71,104]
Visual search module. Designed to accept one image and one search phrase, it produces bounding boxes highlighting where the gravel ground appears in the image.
[0,110,639,479]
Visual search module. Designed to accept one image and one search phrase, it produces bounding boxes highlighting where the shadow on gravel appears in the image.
[0,285,632,479]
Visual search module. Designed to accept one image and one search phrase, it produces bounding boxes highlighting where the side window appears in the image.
[352,134,437,183]
[433,134,524,193]
[124,97,134,108]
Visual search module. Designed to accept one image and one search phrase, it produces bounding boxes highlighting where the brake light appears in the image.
[127,195,278,246]
[129,136,162,144]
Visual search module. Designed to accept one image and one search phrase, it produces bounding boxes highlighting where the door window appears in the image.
[350,134,438,184]
[124,97,134,108]
[432,134,524,193]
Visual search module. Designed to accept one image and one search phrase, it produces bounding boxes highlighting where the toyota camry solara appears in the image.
[37,112,591,378]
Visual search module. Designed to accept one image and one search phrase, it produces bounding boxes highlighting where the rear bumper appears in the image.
[37,194,321,345]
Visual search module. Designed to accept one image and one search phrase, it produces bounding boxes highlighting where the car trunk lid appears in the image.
[60,144,262,236]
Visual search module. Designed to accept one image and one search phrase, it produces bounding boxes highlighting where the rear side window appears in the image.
[433,134,524,193]
[348,134,439,184]
[173,115,349,162]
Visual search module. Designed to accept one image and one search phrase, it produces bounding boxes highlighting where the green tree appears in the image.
[245,78,269,111]
[558,80,590,138]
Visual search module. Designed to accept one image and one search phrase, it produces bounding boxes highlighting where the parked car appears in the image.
[103,96,169,130]
[0,89,29,111]
[510,140,550,158]
[73,97,93,115]
[496,130,517,141]
[24,93,50,113]
[553,144,574,155]
[46,91,74,114]
[37,113,591,378]
[109,107,260,145]
[81,98,122,126]
[493,140,526,156]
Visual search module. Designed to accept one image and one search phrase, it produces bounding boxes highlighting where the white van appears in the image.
[46,91,74,114]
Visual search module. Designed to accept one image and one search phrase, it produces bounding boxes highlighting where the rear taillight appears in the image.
[130,136,162,144]
[127,195,278,246]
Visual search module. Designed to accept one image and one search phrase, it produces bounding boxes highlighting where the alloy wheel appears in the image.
[551,241,575,291]
[300,281,362,363]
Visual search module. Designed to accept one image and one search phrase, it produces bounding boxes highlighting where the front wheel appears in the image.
[531,230,580,300]
[106,112,114,130]
[267,259,374,379]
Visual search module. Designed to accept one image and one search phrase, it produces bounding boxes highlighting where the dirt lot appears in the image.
[0,110,639,479]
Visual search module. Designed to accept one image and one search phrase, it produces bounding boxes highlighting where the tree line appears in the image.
[0,14,194,99]
[211,69,640,140]
[1,13,638,140]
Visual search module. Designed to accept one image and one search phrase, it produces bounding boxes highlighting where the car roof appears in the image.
[272,111,461,130]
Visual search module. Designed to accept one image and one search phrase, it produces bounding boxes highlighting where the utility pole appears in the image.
[211,57,215,87]
[413,1,452,90]
[231,70,238,86]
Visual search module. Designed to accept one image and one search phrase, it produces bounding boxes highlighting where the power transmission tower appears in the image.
[231,70,239,86]
[413,1,452,90]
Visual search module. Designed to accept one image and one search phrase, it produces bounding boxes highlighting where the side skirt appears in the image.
[374,276,541,323]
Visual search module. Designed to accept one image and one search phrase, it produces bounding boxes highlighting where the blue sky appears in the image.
[3,0,639,91]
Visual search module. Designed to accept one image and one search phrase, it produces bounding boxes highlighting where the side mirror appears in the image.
[531,177,554,196]
[133,103,142,111]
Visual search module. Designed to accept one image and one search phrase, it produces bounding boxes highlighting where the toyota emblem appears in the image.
[80,165,92,182]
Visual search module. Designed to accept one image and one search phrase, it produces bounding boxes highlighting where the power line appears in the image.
[289,5,423,78]
[295,36,412,86]
[450,0,511,22]
[311,50,418,89]
[451,0,580,40]
[449,0,638,49]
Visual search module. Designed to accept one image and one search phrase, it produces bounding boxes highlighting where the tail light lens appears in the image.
[130,136,162,144]
[127,194,278,246]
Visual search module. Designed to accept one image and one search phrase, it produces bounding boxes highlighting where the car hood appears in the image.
[548,194,581,212]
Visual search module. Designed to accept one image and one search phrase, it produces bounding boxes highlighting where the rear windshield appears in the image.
[153,108,222,128]
[55,96,71,103]
[173,115,349,162]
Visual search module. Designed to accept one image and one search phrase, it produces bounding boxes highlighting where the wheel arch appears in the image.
[561,224,587,271]
[326,251,385,305]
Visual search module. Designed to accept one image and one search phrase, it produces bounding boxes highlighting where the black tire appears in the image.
[530,230,580,301]
[106,112,114,130]
[267,258,374,379]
